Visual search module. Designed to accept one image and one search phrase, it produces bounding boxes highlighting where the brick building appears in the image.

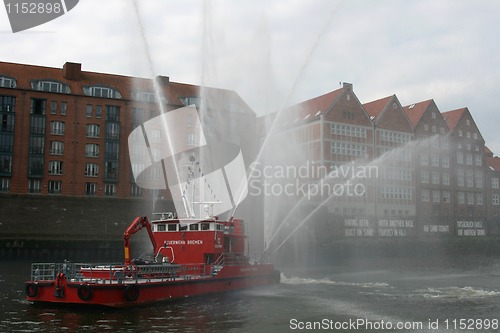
[0,61,260,255]
[0,61,256,198]
[265,83,498,239]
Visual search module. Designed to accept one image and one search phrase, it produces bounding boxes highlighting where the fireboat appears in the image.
[25,210,280,307]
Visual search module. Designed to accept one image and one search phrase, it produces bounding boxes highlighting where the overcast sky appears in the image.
[1,0,499,152]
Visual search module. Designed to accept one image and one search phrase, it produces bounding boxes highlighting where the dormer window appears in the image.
[180,97,201,108]
[132,91,160,103]
[31,80,70,93]
[83,86,121,99]
[0,76,16,88]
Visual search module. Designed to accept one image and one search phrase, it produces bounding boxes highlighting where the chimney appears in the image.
[156,75,170,86]
[63,62,82,81]
[342,82,353,91]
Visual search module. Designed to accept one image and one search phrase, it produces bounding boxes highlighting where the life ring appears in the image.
[77,284,93,301]
[124,284,140,301]
[25,283,38,297]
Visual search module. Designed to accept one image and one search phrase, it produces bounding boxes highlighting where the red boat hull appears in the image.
[26,264,279,308]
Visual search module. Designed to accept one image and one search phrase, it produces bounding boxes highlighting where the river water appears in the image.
[1,256,500,333]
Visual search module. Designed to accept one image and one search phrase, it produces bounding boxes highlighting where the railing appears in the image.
[30,262,209,284]
[212,252,249,267]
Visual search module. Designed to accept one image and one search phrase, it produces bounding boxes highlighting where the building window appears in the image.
[0,177,9,191]
[0,76,16,88]
[467,192,474,205]
[493,194,500,206]
[83,86,121,99]
[442,155,449,168]
[48,161,63,175]
[0,96,16,113]
[465,153,473,165]
[476,193,483,206]
[431,172,440,185]
[28,179,41,193]
[492,178,499,189]
[457,169,464,187]
[458,192,465,204]
[28,157,43,177]
[29,136,44,154]
[131,184,142,197]
[475,154,482,166]
[105,142,119,160]
[31,80,70,93]
[0,134,14,153]
[85,143,99,158]
[431,154,439,167]
[475,171,483,188]
[50,101,57,114]
[442,172,450,185]
[421,189,430,202]
[95,105,102,118]
[60,102,67,115]
[48,180,62,194]
[50,121,65,135]
[104,161,118,179]
[457,152,463,164]
[30,98,46,115]
[420,154,428,166]
[29,116,45,135]
[421,170,429,184]
[85,182,97,196]
[466,170,474,188]
[132,91,157,103]
[0,155,12,173]
[106,106,120,121]
[432,190,440,203]
[86,105,92,118]
[85,163,99,177]
[86,124,100,138]
[104,184,116,196]
[50,141,64,155]
[443,191,451,203]
[106,123,120,140]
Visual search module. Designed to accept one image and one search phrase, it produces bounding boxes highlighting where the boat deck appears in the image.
[30,262,218,285]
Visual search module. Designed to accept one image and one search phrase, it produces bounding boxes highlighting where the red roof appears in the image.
[403,99,433,127]
[442,108,466,130]
[286,88,343,117]
[486,156,500,172]
[0,61,252,113]
[363,95,393,119]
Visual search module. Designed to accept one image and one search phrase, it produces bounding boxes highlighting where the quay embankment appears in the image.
[0,194,173,261]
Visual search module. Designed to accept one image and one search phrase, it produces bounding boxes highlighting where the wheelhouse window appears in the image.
[31,80,70,94]
[167,224,177,232]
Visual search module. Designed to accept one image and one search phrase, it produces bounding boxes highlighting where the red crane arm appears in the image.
[123,216,158,265]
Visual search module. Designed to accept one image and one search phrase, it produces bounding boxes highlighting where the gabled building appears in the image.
[442,107,487,235]
[363,95,415,222]
[403,100,452,234]
[485,149,500,234]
